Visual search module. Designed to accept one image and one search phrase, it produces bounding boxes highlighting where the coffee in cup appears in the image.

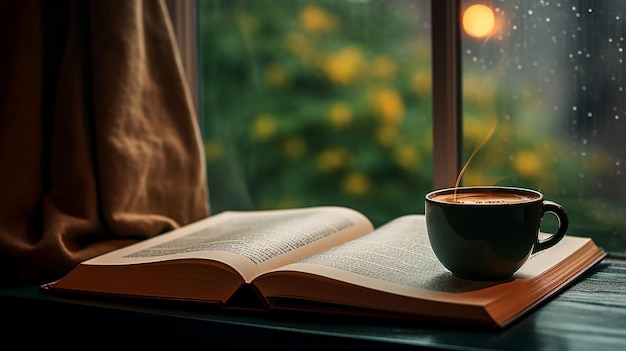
[425,186,568,281]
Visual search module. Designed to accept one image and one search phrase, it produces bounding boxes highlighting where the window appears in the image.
[170,0,625,256]
[198,0,433,226]
[459,0,626,255]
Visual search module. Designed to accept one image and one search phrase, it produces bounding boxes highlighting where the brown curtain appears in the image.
[0,0,210,284]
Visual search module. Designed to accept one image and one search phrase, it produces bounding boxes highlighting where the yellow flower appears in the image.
[514,151,542,177]
[284,32,316,63]
[461,170,487,186]
[392,145,419,170]
[328,102,353,129]
[411,70,431,95]
[323,47,363,85]
[283,137,307,159]
[317,148,349,172]
[204,139,223,161]
[265,65,288,88]
[373,88,405,123]
[372,56,397,80]
[342,172,370,196]
[300,5,333,33]
[252,115,277,141]
[463,115,497,147]
[376,124,399,147]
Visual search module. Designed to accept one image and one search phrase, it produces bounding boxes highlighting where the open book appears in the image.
[42,206,606,329]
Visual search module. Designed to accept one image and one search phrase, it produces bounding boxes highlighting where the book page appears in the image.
[82,206,374,281]
[264,215,595,302]
[283,215,498,294]
[515,233,595,277]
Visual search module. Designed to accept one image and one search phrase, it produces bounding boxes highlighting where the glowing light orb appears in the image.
[463,4,495,38]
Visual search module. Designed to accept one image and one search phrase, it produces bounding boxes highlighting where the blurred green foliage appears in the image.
[199,0,625,252]
[200,0,432,225]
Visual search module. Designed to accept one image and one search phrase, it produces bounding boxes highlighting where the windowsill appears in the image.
[2,257,625,349]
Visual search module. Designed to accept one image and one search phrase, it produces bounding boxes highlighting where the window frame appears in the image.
[431,0,462,190]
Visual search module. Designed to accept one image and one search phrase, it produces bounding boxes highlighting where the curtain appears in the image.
[0,0,209,284]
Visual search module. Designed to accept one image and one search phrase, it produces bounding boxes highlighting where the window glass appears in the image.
[199,0,432,226]
[461,0,626,255]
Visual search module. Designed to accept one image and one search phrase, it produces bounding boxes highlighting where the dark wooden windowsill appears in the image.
[1,257,625,350]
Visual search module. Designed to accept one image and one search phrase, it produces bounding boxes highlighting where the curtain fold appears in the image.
[0,0,209,283]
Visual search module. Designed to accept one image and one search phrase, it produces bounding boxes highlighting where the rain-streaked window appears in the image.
[461,0,625,255]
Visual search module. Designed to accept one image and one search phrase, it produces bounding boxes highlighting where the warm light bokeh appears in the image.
[462,4,495,38]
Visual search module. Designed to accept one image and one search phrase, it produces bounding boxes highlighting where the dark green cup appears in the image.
[425,186,569,281]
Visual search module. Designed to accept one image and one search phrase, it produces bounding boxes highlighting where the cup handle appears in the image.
[532,200,569,253]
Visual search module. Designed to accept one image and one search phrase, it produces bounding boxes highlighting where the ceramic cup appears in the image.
[424,186,569,281]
